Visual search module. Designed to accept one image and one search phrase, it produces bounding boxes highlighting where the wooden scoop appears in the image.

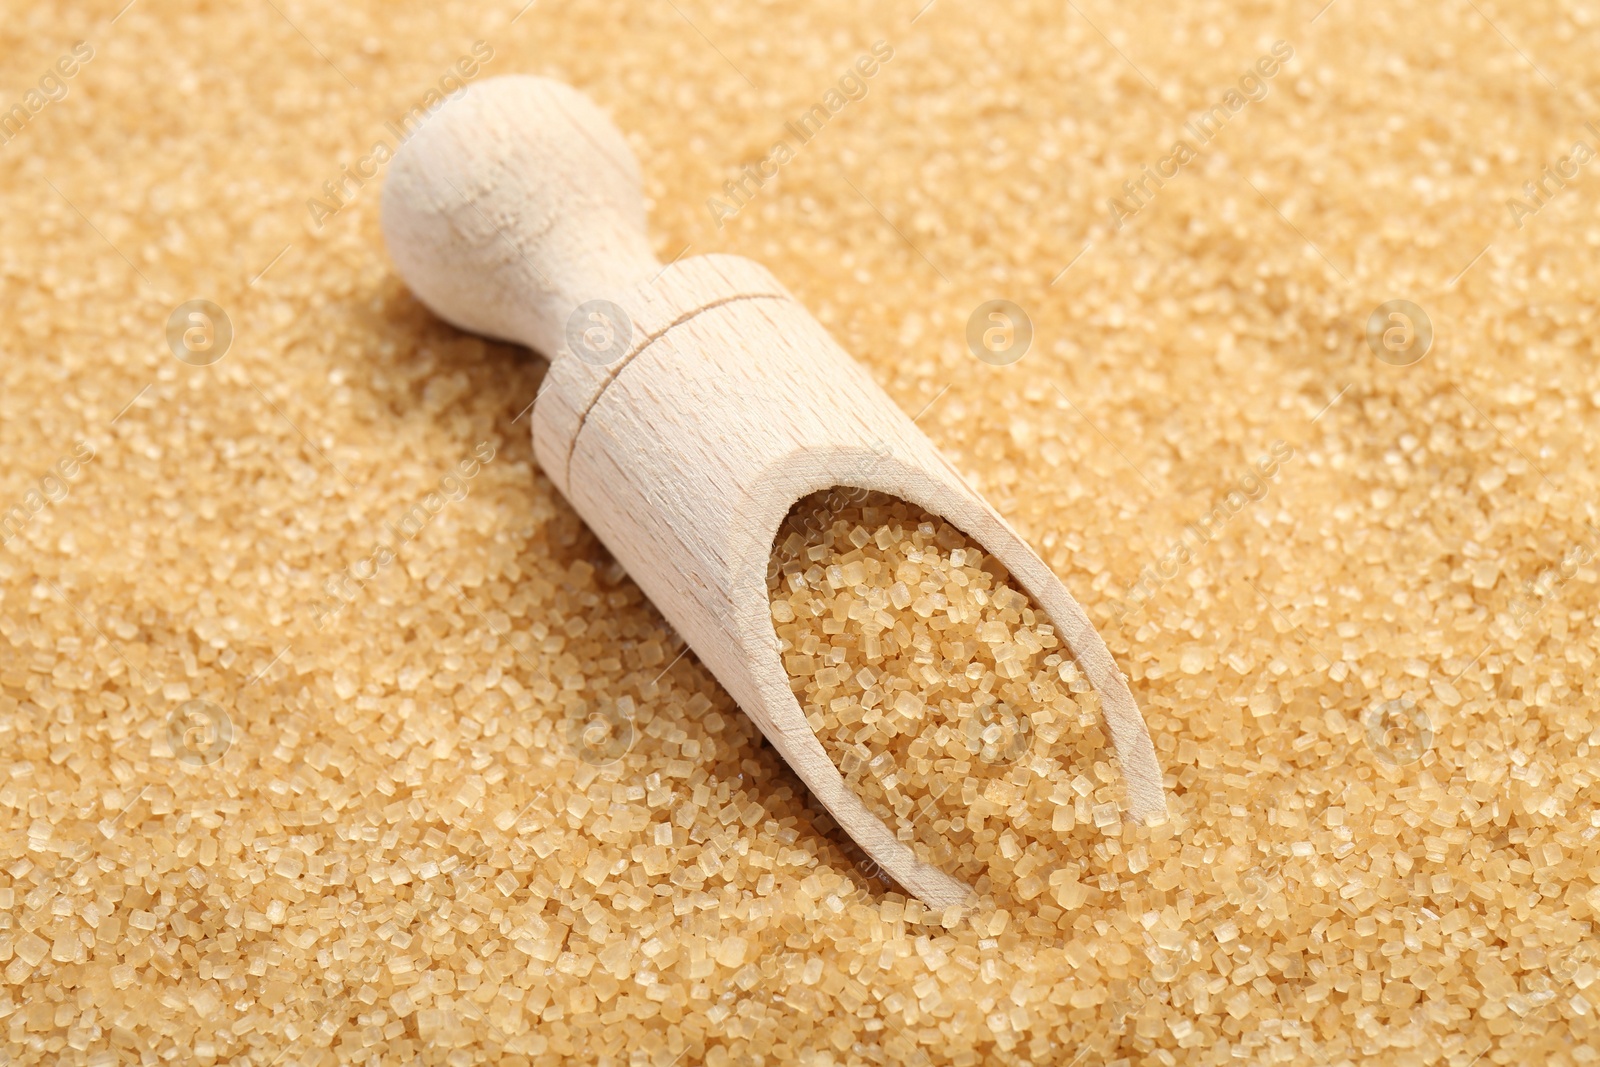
[381,75,1167,909]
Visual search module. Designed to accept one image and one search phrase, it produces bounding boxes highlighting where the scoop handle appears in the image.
[380,75,660,361]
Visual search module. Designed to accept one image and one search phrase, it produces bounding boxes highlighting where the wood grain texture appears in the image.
[381,74,1168,909]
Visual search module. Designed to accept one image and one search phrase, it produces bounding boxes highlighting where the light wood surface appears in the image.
[381,75,1167,910]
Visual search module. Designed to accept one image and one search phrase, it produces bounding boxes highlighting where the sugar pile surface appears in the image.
[1,0,1598,1063]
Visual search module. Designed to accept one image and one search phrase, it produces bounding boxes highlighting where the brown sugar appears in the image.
[1,0,1597,1062]
[769,490,1128,915]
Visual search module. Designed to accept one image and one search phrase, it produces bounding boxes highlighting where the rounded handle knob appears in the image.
[381,75,661,360]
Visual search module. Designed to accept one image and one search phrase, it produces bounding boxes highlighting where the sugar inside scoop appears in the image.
[769,490,1133,913]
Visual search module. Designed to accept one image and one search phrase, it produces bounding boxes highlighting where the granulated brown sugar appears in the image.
[2,0,1598,1063]
[770,491,1127,916]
